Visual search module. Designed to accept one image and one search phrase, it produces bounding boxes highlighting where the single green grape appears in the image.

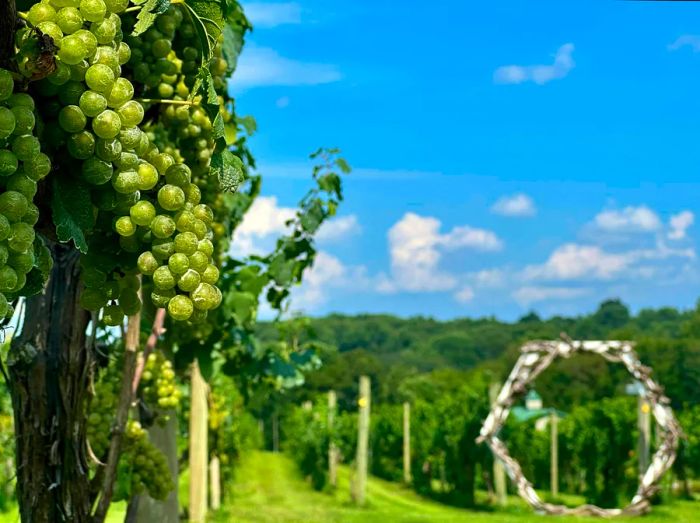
[8,251,35,274]
[137,162,158,191]
[184,183,201,205]
[174,232,198,256]
[58,35,87,65]
[79,0,107,23]
[11,135,40,162]
[91,18,116,45]
[197,239,214,257]
[152,266,176,290]
[0,150,18,177]
[7,173,37,199]
[73,29,98,58]
[188,251,208,273]
[104,0,129,13]
[137,251,159,275]
[177,269,200,292]
[6,93,34,109]
[37,22,63,43]
[10,106,35,135]
[130,200,156,226]
[164,164,190,187]
[103,304,124,326]
[151,238,175,260]
[0,266,18,292]
[167,294,193,321]
[23,151,51,181]
[22,203,40,226]
[56,7,84,35]
[117,42,131,65]
[95,137,122,162]
[168,253,189,275]
[58,105,87,133]
[150,288,175,307]
[116,100,144,128]
[92,109,121,139]
[106,77,133,108]
[150,215,176,239]
[111,170,140,194]
[85,64,115,93]
[57,80,85,106]
[68,130,96,160]
[8,222,35,252]
[79,91,107,117]
[119,290,141,315]
[157,185,185,212]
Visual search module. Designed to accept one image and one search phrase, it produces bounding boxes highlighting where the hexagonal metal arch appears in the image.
[477,337,682,517]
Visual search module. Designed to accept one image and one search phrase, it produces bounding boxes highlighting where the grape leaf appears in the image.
[51,177,95,253]
[210,149,243,193]
[221,23,244,75]
[132,0,171,36]
[185,0,226,42]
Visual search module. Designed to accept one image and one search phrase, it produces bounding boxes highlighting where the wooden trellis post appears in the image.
[189,361,208,523]
[403,402,411,484]
[550,413,559,498]
[209,456,221,511]
[328,390,338,487]
[489,383,507,506]
[638,397,651,476]
[353,375,371,505]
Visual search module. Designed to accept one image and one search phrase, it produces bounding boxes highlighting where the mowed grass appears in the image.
[212,451,700,523]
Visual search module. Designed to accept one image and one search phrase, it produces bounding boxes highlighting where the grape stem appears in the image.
[92,297,143,523]
[136,98,199,106]
[131,308,167,395]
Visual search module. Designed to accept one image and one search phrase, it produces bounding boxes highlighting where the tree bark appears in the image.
[0,0,17,70]
[7,243,92,522]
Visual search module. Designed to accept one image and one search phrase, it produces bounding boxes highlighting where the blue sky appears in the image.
[230,1,700,321]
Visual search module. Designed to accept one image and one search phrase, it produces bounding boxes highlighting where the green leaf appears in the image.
[184,0,227,62]
[226,292,257,325]
[237,115,257,136]
[300,200,325,234]
[132,0,171,36]
[211,149,244,193]
[268,255,295,286]
[21,236,53,297]
[336,157,352,174]
[221,23,244,75]
[51,177,95,254]
[197,350,214,381]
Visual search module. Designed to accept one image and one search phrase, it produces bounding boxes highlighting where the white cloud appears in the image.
[669,211,694,240]
[276,96,290,108]
[231,196,295,255]
[491,193,537,217]
[494,43,575,85]
[316,215,361,243]
[523,240,695,282]
[470,268,506,288]
[231,45,341,90]
[454,286,475,304]
[242,2,301,28]
[381,213,502,293]
[293,251,369,311]
[513,286,590,306]
[594,205,661,233]
[668,35,700,53]
[523,244,631,281]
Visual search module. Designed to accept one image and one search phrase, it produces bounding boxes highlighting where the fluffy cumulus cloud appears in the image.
[231,45,341,90]
[316,215,361,243]
[380,213,502,293]
[669,211,694,240]
[231,196,295,255]
[668,35,700,53]
[513,286,590,306]
[241,2,302,28]
[491,193,537,217]
[494,43,574,85]
[523,243,631,281]
[593,205,661,233]
[293,252,369,310]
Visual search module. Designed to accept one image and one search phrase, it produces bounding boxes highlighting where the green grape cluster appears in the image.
[123,419,174,500]
[140,350,180,411]
[0,69,51,318]
[19,1,222,322]
[86,359,120,458]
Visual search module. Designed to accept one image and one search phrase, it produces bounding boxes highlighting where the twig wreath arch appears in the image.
[477,336,682,517]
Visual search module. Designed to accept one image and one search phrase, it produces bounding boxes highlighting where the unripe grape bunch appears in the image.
[0,68,51,319]
[8,0,228,323]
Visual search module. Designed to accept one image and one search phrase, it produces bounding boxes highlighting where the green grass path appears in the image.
[213,451,699,523]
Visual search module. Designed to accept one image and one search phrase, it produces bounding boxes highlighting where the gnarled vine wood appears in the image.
[477,336,682,517]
